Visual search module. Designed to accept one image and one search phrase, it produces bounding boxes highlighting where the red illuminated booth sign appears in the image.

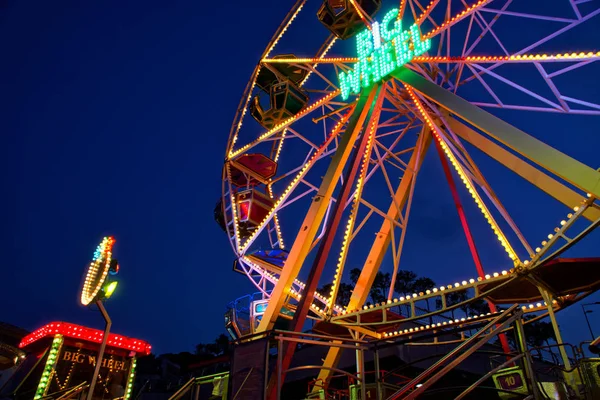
[4,322,151,400]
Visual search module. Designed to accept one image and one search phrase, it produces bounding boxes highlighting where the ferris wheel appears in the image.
[216,0,600,386]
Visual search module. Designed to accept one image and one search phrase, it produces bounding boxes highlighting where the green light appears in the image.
[338,8,432,100]
[124,358,137,400]
[34,335,64,400]
[104,281,118,299]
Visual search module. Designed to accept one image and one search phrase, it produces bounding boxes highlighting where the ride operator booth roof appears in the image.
[0,321,150,400]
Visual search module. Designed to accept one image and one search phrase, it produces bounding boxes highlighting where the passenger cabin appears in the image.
[236,189,275,229]
[317,0,382,40]
[250,80,309,130]
[228,153,277,187]
[250,57,309,130]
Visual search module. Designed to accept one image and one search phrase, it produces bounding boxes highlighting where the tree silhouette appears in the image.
[195,334,230,357]
[393,270,418,296]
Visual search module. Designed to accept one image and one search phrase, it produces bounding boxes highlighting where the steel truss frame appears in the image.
[219,0,600,397]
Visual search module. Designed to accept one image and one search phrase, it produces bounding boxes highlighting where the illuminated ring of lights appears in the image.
[80,236,115,306]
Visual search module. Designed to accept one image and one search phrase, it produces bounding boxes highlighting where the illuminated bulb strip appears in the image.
[382,312,500,338]
[242,257,340,312]
[529,199,591,262]
[349,0,372,29]
[241,257,333,317]
[81,237,115,306]
[413,52,600,63]
[405,87,521,264]
[327,111,378,310]
[300,37,338,87]
[229,90,340,159]
[237,109,354,253]
[228,1,306,156]
[271,127,287,244]
[123,358,137,400]
[415,0,439,25]
[264,1,306,59]
[34,334,64,400]
[58,347,82,389]
[226,163,242,251]
[267,183,285,250]
[274,129,287,163]
[263,57,358,64]
[229,66,261,155]
[520,302,548,312]
[339,269,512,316]
[399,0,407,19]
[423,0,490,40]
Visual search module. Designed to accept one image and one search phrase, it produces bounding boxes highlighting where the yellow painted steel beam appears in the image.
[313,128,432,388]
[256,86,381,333]
[446,118,600,222]
[393,67,600,199]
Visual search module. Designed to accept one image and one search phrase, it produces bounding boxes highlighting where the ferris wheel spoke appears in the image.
[479,7,578,23]
[326,102,382,311]
[415,0,442,25]
[463,63,503,106]
[255,86,383,332]
[238,112,355,254]
[461,7,600,85]
[436,118,535,256]
[397,67,600,198]
[462,0,513,56]
[533,63,571,112]
[228,90,341,158]
[408,85,523,264]
[263,0,306,59]
[445,117,600,223]
[470,63,563,111]
[423,0,491,41]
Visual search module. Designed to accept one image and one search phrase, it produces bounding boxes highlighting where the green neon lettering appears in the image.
[380,8,401,41]
[337,8,433,99]
[339,63,362,100]
[376,41,396,77]
[394,30,413,66]
[410,24,431,56]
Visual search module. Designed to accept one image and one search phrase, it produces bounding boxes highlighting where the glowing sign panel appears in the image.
[338,8,431,100]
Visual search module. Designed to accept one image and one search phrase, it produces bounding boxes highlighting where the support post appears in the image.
[266,86,383,400]
[374,348,381,400]
[87,301,111,400]
[357,345,366,400]
[515,317,541,400]
[277,338,282,400]
[539,290,571,370]
[256,86,381,334]
[313,129,432,390]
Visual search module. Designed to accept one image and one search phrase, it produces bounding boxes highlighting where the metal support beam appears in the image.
[389,305,522,400]
[266,88,383,400]
[515,317,541,399]
[393,67,600,199]
[256,86,381,333]
[313,128,432,390]
[446,117,600,222]
[434,137,513,356]
[539,289,572,370]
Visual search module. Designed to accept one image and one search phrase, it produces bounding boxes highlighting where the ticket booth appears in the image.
[0,321,151,400]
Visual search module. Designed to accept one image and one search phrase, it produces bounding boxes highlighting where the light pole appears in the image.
[581,302,600,340]
[79,237,120,400]
[87,300,112,400]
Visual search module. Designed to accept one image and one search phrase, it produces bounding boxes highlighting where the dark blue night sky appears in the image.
[1,0,599,355]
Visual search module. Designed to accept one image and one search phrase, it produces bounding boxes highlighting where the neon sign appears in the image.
[338,8,431,100]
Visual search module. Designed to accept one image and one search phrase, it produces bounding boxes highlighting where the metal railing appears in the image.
[168,371,229,400]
